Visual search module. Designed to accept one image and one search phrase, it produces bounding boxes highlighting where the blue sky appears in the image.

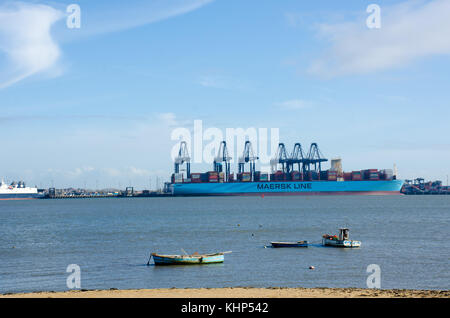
[1,0,450,189]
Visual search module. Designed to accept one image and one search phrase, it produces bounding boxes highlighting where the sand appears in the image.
[1,287,448,298]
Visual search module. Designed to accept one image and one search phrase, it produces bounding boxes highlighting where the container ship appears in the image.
[0,179,43,200]
[168,141,404,196]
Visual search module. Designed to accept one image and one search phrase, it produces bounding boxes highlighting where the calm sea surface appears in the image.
[0,195,449,293]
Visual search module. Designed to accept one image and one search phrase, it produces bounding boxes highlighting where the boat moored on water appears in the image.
[322,228,361,248]
[271,241,308,248]
[0,179,43,200]
[149,251,231,265]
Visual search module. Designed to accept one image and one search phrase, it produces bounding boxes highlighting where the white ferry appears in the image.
[0,179,43,200]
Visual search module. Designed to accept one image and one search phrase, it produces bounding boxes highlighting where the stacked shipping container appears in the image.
[190,173,202,183]
[343,172,352,181]
[327,170,337,181]
[270,171,286,181]
[254,172,269,182]
[363,169,380,181]
[291,171,303,181]
[237,172,251,182]
[207,171,218,183]
[351,171,362,181]
[176,168,394,183]
[379,169,394,180]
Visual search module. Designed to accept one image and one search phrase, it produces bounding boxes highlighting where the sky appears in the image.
[1,0,450,189]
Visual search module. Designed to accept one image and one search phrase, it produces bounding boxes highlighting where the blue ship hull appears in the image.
[170,180,404,196]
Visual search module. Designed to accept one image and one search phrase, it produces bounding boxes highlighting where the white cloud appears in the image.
[47,166,95,178]
[78,0,214,36]
[102,168,121,178]
[0,2,64,88]
[127,166,152,177]
[50,166,156,178]
[158,112,178,126]
[275,99,312,110]
[102,166,153,177]
[0,0,214,89]
[157,112,192,127]
[309,0,450,77]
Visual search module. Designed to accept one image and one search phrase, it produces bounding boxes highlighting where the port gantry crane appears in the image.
[238,141,259,181]
[174,141,191,178]
[306,143,328,173]
[270,143,289,173]
[270,142,327,174]
[287,143,307,174]
[214,141,232,182]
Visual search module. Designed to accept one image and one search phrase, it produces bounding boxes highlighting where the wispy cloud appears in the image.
[46,166,163,186]
[157,112,180,126]
[0,2,63,88]
[69,0,214,37]
[47,166,94,178]
[274,99,313,110]
[309,0,450,77]
[48,165,162,179]
[0,114,143,124]
[103,166,153,178]
[0,0,214,89]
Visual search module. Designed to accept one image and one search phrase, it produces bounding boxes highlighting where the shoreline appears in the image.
[1,287,449,298]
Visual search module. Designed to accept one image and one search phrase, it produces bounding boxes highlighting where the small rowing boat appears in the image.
[149,251,231,265]
[271,241,308,248]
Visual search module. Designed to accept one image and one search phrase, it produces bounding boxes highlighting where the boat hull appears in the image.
[322,238,361,248]
[152,253,224,265]
[0,193,44,200]
[271,241,308,248]
[170,180,404,196]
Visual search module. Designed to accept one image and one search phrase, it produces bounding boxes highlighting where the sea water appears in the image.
[0,195,449,293]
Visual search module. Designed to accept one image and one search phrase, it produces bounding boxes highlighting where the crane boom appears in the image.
[214,141,232,182]
[287,143,307,174]
[174,141,191,178]
[238,141,259,180]
[270,143,289,173]
[306,143,328,172]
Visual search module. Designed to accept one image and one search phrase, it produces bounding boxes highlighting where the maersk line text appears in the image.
[256,183,312,190]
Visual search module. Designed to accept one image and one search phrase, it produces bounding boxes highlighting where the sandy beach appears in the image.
[1,287,448,298]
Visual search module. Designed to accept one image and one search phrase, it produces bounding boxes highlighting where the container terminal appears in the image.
[35,177,447,199]
[43,187,171,199]
[401,179,450,195]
